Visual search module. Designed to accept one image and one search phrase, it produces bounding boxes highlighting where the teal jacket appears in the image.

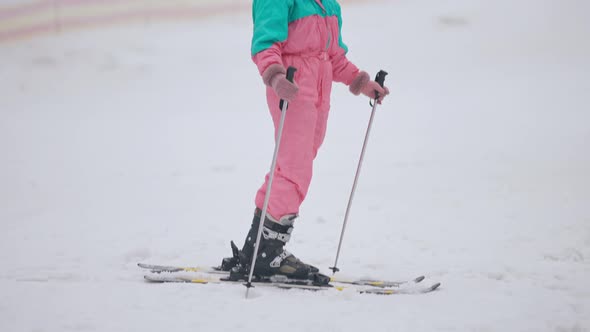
[252,0,348,56]
[251,0,360,86]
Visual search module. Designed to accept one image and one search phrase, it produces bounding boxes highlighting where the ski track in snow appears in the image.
[1,0,589,331]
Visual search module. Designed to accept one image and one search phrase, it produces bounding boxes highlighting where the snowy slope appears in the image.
[1,0,589,331]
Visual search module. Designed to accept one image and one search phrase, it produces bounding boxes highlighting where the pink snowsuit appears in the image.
[252,0,361,220]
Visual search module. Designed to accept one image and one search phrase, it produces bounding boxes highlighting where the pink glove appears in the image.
[349,71,390,104]
[262,64,299,101]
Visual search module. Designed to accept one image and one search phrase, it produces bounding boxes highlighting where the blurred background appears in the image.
[0,0,248,42]
[1,0,589,331]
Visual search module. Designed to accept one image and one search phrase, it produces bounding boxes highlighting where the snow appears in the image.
[1,0,589,331]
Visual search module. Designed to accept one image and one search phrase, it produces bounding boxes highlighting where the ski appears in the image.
[359,283,441,295]
[331,275,425,288]
[144,273,332,288]
[138,263,428,288]
[137,263,227,274]
[142,273,441,295]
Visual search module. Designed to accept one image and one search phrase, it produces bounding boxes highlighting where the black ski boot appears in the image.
[221,208,325,283]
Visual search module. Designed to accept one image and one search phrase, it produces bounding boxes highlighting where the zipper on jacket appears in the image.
[324,16,331,51]
[314,0,331,51]
[314,0,327,13]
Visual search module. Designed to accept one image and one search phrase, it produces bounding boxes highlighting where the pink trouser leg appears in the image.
[255,68,331,220]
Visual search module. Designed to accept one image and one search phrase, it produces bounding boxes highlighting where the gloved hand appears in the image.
[350,71,390,104]
[262,64,299,101]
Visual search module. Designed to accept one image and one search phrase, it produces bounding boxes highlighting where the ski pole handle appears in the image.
[374,70,388,100]
[369,70,388,107]
[286,66,297,81]
[279,66,297,111]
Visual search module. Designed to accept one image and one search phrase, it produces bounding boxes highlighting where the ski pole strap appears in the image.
[279,66,297,111]
[370,69,388,107]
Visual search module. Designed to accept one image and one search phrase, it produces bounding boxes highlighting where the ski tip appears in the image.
[415,276,425,283]
[143,275,161,283]
[430,282,441,291]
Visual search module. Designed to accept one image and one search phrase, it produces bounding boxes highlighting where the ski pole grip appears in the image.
[374,70,388,100]
[279,66,297,110]
[286,66,297,82]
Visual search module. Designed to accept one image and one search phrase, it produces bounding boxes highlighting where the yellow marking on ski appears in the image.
[329,278,388,287]
[334,286,345,291]
[182,267,202,272]
[383,290,395,295]
[190,279,209,284]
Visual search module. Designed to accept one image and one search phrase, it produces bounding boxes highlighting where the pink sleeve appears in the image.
[331,52,361,86]
[252,43,284,76]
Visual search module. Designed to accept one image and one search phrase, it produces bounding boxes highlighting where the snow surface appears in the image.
[1,0,589,331]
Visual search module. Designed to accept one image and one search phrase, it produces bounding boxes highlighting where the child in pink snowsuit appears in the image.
[228,0,389,279]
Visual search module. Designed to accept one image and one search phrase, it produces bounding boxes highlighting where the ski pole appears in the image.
[330,70,388,274]
[245,66,297,298]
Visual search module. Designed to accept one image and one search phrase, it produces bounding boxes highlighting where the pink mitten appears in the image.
[350,71,390,104]
[262,64,299,101]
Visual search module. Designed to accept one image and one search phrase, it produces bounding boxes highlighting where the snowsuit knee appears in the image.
[252,0,362,219]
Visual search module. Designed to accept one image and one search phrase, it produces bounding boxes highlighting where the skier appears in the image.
[224,0,390,280]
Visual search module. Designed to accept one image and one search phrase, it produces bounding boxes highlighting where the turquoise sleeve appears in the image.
[336,4,349,54]
[251,0,293,56]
